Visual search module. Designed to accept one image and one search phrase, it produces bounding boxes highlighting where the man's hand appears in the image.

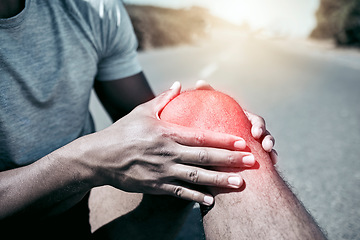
[195,80,278,164]
[244,110,278,164]
[84,82,254,206]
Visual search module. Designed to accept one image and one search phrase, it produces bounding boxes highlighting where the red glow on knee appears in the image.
[160,89,271,168]
[160,89,252,139]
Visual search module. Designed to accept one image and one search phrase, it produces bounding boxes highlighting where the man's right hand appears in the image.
[82,82,255,206]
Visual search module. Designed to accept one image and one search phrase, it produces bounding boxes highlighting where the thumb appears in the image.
[153,81,181,117]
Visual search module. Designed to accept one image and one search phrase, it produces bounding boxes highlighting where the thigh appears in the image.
[89,185,143,232]
[90,187,194,240]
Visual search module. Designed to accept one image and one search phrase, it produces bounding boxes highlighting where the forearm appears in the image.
[202,138,327,240]
[0,137,96,220]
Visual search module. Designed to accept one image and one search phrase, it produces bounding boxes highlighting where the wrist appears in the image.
[50,134,102,189]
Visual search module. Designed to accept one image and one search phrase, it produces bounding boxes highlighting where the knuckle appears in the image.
[227,154,237,165]
[213,174,221,186]
[198,150,209,164]
[194,132,206,146]
[173,186,184,197]
[161,129,178,140]
[157,124,168,136]
[159,147,173,157]
[187,169,199,183]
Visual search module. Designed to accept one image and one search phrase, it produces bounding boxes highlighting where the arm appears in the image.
[0,76,253,221]
[91,77,279,239]
[0,72,153,220]
[0,73,153,220]
[0,142,94,220]
[92,73,193,237]
[93,71,155,122]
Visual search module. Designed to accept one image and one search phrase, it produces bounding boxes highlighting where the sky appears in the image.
[123,0,320,38]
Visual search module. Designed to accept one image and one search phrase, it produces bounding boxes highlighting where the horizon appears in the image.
[123,0,320,38]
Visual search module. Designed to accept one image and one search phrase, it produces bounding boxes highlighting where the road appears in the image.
[90,31,360,240]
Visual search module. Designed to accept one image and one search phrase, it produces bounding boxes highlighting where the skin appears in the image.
[0,73,277,218]
[91,79,277,239]
[90,82,326,240]
[190,84,326,239]
[202,161,328,239]
[0,0,25,18]
[1,0,278,237]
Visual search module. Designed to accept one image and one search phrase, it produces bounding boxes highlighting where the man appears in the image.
[91,85,327,240]
[0,0,278,238]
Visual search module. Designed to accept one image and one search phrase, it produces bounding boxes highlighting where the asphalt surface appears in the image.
[90,31,360,240]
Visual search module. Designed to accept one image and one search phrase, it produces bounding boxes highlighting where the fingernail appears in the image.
[264,139,273,152]
[228,176,242,187]
[204,195,214,205]
[234,139,246,149]
[243,154,255,166]
[170,81,180,90]
[252,127,262,139]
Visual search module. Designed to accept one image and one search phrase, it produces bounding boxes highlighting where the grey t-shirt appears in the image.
[0,0,142,171]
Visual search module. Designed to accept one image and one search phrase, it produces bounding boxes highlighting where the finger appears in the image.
[262,133,275,152]
[153,81,181,115]
[171,164,243,189]
[161,183,214,206]
[269,149,278,165]
[244,110,266,139]
[162,123,247,150]
[178,146,255,167]
[195,80,215,90]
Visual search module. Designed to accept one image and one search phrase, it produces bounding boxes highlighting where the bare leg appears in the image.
[202,138,327,240]
[89,186,143,232]
[90,187,193,239]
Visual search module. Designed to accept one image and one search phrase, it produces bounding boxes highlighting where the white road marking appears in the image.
[198,47,238,79]
[199,62,218,79]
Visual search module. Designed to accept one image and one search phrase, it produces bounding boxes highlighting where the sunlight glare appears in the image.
[209,0,318,37]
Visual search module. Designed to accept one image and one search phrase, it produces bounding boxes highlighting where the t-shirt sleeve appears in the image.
[94,1,142,81]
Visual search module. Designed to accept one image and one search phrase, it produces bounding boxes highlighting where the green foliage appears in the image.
[310,0,360,47]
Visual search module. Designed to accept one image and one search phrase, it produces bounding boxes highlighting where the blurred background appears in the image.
[89,0,360,239]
